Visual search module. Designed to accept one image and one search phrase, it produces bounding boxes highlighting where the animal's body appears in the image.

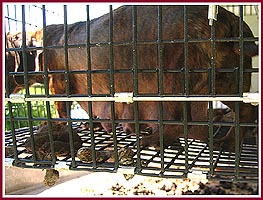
[8,6,258,150]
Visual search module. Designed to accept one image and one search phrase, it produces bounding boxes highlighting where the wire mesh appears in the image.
[4,4,259,182]
[5,123,258,181]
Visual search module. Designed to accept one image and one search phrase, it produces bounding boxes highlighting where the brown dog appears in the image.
[8,6,258,150]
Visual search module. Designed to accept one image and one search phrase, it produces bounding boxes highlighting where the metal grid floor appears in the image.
[5,123,258,182]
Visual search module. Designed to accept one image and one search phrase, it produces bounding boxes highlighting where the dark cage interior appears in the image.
[4,4,259,185]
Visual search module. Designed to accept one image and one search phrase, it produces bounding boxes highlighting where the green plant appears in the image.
[5,85,83,131]
[5,85,56,131]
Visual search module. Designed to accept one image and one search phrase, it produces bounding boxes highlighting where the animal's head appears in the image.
[214,7,258,94]
[5,31,43,94]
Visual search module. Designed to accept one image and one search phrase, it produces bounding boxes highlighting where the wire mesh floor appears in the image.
[5,123,258,182]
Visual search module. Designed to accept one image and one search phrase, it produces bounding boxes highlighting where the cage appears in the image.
[4,3,260,188]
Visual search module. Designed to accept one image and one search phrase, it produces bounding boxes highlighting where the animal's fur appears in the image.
[7,6,258,150]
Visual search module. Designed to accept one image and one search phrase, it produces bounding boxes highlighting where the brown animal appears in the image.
[9,6,258,151]
[5,31,43,94]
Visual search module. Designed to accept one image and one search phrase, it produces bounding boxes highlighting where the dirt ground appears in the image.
[32,172,258,197]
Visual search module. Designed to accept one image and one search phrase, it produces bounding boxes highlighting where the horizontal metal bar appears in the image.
[6,37,258,53]
[7,67,259,76]
[134,96,244,102]
[243,92,260,106]
[5,92,259,105]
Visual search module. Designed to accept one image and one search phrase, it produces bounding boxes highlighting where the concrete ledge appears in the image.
[4,166,89,195]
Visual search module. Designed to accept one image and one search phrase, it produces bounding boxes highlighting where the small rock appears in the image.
[211,186,226,195]
[198,182,205,189]
[5,146,14,157]
[118,147,135,166]
[236,182,248,190]
[220,181,233,189]
[43,169,59,187]
[77,147,111,163]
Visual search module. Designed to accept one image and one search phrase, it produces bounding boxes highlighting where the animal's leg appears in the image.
[187,102,209,142]
[216,102,258,151]
[121,104,135,135]
[94,102,113,134]
[49,74,72,118]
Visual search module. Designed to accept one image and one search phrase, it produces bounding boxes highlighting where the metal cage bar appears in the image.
[239,6,244,96]
[5,92,260,103]
[109,5,119,171]
[42,5,57,166]
[208,5,216,177]
[234,5,244,181]
[4,4,259,182]
[131,6,142,174]
[85,5,97,170]
[183,6,189,178]
[157,5,165,175]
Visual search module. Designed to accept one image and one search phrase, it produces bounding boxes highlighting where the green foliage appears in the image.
[5,85,56,131]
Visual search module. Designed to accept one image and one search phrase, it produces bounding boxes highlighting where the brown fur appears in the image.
[8,6,258,151]
[5,31,43,93]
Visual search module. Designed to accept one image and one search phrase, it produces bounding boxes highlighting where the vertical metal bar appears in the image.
[86,5,92,96]
[14,5,17,31]
[157,5,164,175]
[8,102,20,163]
[6,5,10,31]
[66,100,76,168]
[234,67,239,93]
[4,28,13,139]
[183,6,189,96]
[63,5,70,97]
[85,5,97,169]
[157,6,163,96]
[208,5,217,177]
[208,101,214,176]
[234,101,240,180]
[22,5,37,163]
[63,5,76,168]
[109,5,118,171]
[234,5,244,180]
[210,13,216,96]
[132,6,138,96]
[42,5,56,165]
[5,34,11,96]
[63,5,71,124]
[42,6,49,97]
[132,6,141,174]
[183,101,189,177]
[183,5,189,177]
[28,5,31,30]
[46,120,56,165]
[239,5,244,97]
[109,5,115,96]
[21,5,30,97]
